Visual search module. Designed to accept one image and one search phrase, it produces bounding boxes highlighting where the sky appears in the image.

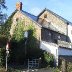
[3,0,72,22]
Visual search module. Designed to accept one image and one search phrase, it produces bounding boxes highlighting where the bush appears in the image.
[0,47,6,67]
[53,67,60,72]
[7,67,22,72]
[67,62,72,72]
[9,20,42,64]
[41,51,54,67]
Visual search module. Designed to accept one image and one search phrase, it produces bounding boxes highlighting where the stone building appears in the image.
[5,2,72,66]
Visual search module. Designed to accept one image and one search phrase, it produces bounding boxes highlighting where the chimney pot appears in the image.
[16,2,22,10]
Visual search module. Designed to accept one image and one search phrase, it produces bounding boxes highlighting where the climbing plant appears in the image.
[42,51,54,67]
[9,19,42,63]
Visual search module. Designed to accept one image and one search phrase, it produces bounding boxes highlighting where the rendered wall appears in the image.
[40,41,58,66]
[68,24,72,43]
[58,47,72,56]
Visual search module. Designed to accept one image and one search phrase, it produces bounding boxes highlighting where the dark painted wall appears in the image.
[41,28,67,44]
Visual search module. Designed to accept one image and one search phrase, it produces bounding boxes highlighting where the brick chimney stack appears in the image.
[16,2,22,10]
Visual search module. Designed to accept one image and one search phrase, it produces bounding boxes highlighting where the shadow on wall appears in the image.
[9,30,43,64]
[41,27,71,44]
[8,30,55,68]
[0,37,8,48]
[66,35,71,43]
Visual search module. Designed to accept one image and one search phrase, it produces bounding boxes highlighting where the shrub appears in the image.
[41,51,54,67]
[67,62,72,72]
[53,67,60,72]
[9,20,41,64]
[7,67,22,72]
[0,47,6,67]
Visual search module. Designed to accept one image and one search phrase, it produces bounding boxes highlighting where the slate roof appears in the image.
[20,10,42,27]
[38,8,72,25]
[21,10,37,21]
[21,8,72,26]
[17,9,72,35]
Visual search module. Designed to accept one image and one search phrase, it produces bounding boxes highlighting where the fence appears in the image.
[28,59,39,69]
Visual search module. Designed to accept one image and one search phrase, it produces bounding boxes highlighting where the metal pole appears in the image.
[25,40,27,58]
[6,53,8,71]
[6,51,9,71]
[28,59,29,72]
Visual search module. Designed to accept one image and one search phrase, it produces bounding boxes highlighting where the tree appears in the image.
[0,0,7,8]
[0,0,7,67]
[0,0,7,24]
[0,0,7,47]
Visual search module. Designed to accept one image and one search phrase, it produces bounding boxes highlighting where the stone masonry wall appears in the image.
[38,11,68,35]
[10,11,41,42]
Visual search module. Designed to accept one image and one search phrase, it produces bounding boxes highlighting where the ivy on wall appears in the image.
[12,20,24,42]
[9,19,42,63]
[12,19,37,45]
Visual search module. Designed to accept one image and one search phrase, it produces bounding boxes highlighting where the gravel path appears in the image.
[22,68,54,72]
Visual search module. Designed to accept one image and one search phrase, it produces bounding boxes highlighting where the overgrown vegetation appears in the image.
[0,10,17,39]
[0,48,5,67]
[44,51,54,65]
[9,20,42,64]
[0,18,55,67]
[41,51,54,68]
[67,62,72,72]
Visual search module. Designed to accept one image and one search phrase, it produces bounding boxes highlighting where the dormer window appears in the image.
[44,14,47,18]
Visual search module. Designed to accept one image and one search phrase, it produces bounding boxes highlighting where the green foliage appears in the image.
[0,11,17,67]
[44,51,54,63]
[9,20,42,63]
[0,48,5,67]
[41,51,54,67]
[12,20,36,42]
[12,20,24,42]
[0,10,17,39]
[0,0,7,25]
[53,67,60,72]
[8,67,22,72]
[67,62,72,72]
